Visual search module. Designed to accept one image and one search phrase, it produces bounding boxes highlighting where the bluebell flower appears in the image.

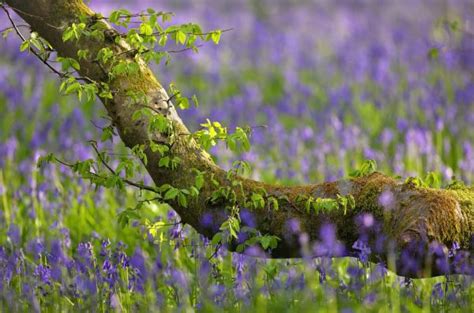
[27,238,45,260]
[34,264,52,285]
[352,239,371,264]
[7,224,20,246]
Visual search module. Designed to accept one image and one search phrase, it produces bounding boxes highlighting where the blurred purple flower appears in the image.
[27,238,44,260]
[352,239,371,264]
[244,245,266,258]
[171,269,189,291]
[33,264,51,285]
[240,209,256,228]
[285,218,301,234]
[379,190,395,209]
[313,224,345,257]
[7,225,20,246]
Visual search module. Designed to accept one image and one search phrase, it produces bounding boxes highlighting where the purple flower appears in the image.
[240,209,256,228]
[129,247,147,292]
[359,213,375,228]
[431,282,444,303]
[363,292,377,306]
[110,293,121,310]
[448,241,460,258]
[34,264,52,285]
[7,225,20,246]
[167,210,177,221]
[100,239,111,257]
[27,238,44,260]
[71,275,94,296]
[200,213,214,228]
[102,259,118,288]
[313,223,345,257]
[60,228,71,248]
[285,218,301,234]
[244,245,266,258]
[171,269,188,291]
[352,239,371,264]
[48,239,64,265]
[379,190,395,209]
[77,242,93,259]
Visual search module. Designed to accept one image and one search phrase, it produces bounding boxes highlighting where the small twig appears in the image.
[92,60,109,77]
[149,221,183,228]
[137,104,163,115]
[208,243,222,261]
[90,120,107,131]
[166,92,180,103]
[3,4,62,30]
[1,4,64,78]
[167,45,202,54]
[0,24,29,33]
[2,4,97,87]
[86,141,159,193]
[101,11,174,21]
[89,140,116,174]
[138,196,162,204]
[117,44,203,58]
[148,27,233,38]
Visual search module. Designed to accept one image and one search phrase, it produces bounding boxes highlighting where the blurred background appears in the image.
[1,0,473,185]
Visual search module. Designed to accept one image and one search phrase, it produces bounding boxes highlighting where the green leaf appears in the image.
[2,28,13,39]
[250,193,265,209]
[211,233,222,245]
[177,97,189,110]
[140,23,153,36]
[159,156,170,168]
[109,9,132,26]
[176,30,187,45]
[36,153,55,168]
[158,34,168,46]
[211,30,221,44]
[62,28,74,42]
[424,171,441,188]
[349,159,377,178]
[191,95,199,107]
[260,237,270,250]
[69,58,80,70]
[101,126,114,142]
[20,40,30,52]
[164,187,179,200]
[177,193,188,208]
[268,197,279,211]
[428,48,439,60]
[195,173,204,190]
[189,186,199,197]
[64,82,81,95]
[77,49,89,60]
[150,142,169,155]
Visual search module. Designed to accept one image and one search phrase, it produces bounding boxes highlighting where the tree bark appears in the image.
[5,0,474,278]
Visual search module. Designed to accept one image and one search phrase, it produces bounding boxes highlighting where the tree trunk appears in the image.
[5,0,474,278]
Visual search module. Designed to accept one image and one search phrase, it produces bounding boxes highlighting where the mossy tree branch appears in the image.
[4,0,474,278]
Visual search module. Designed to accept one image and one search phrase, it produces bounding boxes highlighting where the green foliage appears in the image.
[117,207,141,228]
[62,23,86,42]
[250,192,265,209]
[349,159,378,178]
[296,194,355,215]
[405,171,443,189]
[10,7,235,230]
